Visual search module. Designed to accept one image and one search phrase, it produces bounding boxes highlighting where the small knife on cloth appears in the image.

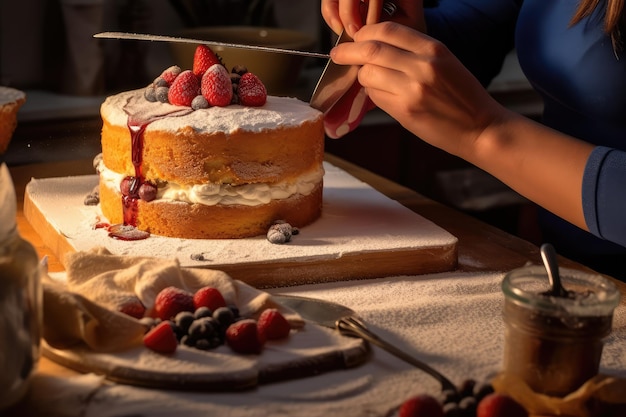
[93,32,330,59]
[272,294,458,393]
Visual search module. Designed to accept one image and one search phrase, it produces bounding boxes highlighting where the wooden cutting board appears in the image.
[24,162,458,287]
[41,321,368,390]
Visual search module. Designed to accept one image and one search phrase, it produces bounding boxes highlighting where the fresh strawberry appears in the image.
[398,394,444,417]
[192,45,221,78]
[257,308,291,340]
[158,65,181,85]
[237,72,267,107]
[168,70,200,107]
[193,286,227,311]
[117,296,146,319]
[225,319,265,354]
[201,64,233,107]
[153,286,195,320]
[143,321,178,354]
[476,393,528,417]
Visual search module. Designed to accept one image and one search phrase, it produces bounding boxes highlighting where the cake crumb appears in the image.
[84,186,100,206]
[190,253,211,261]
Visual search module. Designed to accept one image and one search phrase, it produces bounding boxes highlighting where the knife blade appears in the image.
[309,30,359,113]
[309,1,399,113]
[272,294,357,328]
[272,294,458,393]
[93,32,330,59]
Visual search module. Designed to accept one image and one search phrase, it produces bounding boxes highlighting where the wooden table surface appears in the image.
[6,153,626,415]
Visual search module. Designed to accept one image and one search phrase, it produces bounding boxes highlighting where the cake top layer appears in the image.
[0,86,25,106]
[102,89,322,134]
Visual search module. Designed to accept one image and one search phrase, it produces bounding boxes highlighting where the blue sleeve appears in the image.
[583,146,626,247]
[424,0,521,86]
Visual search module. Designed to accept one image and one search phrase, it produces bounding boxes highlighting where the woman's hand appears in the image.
[330,21,593,230]
[330,21,505,158]
[321,0,425,37]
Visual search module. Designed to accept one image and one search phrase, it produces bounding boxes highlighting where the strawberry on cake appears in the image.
[97,45,325,239]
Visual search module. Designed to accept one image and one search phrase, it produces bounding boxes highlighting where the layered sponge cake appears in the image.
[98,55,324,239]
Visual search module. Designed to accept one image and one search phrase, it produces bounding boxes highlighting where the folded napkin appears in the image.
[42,246,302,352]
[493,372,626,417]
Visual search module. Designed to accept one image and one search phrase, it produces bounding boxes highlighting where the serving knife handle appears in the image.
[336,316,458,393]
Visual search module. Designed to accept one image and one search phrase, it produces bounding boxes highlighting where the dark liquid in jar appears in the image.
[503,298,612,397]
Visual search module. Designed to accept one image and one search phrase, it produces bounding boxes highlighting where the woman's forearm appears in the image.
[467,110,593,230]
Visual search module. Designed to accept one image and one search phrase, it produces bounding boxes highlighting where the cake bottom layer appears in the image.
[99,180,323,239]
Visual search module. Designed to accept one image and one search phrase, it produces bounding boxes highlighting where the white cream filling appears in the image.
[98,163,324,207]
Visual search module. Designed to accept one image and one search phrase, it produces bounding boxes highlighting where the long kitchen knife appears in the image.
[93,32,330,59]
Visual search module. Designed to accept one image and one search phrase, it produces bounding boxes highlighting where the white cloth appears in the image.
[27,270,626,417]
[42,247,302,352]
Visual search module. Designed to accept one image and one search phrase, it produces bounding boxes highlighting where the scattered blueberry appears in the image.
[267,221,295,244]
[191,95,209,110]
[144,86,157,102]
[194,306,213,319]
[138,182,157,202]
[155,86,169,103]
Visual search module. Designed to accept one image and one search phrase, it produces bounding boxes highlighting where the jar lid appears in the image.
[502,265,620,317]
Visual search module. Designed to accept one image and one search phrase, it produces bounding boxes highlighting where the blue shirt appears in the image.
[425,0,626,278]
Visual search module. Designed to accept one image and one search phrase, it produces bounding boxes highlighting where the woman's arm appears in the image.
[472,111,591,230]
[583,148,626,246]
[331,22,593,230]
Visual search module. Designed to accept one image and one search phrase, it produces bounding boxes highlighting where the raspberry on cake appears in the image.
[97,45,325,239]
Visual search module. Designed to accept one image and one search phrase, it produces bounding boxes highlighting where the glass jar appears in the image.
[0,162,42,410]
[502,265,620,397]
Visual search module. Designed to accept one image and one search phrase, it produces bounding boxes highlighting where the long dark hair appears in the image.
[571,0,626,53]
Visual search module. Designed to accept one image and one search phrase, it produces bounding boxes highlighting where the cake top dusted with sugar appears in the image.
[101,43,322,134]
[102,90,322,134]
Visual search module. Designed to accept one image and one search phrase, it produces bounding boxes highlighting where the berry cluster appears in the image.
[144,44,267,109]
[120,175,158,203]
[119,285,291,355]
[398,379,528,417]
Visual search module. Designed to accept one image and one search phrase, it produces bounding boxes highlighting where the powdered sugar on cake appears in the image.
[102,90,322,134]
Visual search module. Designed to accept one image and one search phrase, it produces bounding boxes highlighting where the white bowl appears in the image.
[170,26,316,96]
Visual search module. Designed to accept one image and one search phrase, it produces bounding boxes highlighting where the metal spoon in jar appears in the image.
[540,243,568,297]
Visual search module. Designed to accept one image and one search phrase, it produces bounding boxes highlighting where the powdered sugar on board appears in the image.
[25,162,458,287]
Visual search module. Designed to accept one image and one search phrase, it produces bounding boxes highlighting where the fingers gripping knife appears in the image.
[309,1,398,138]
